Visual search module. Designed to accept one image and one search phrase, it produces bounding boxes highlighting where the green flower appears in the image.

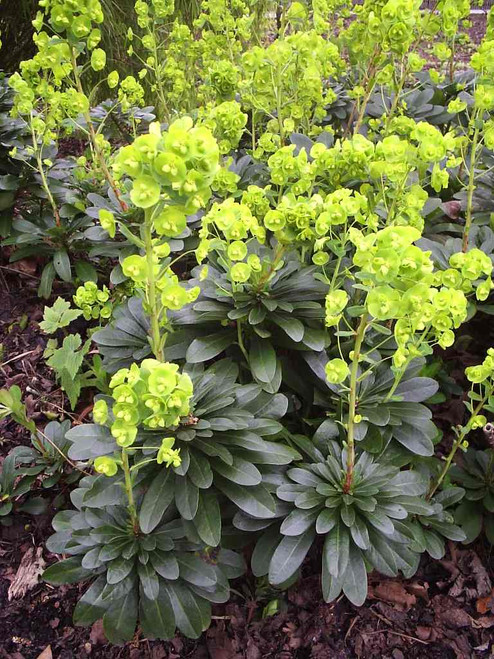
[90,48,106,72]
[87,29,102,50]
[122,255,147,282]
[366,286,401,320]
[107,71,119,89]
[99,208,115,238]
[247,254,262,272]
[471,415,487,430]
[94,456,118,477]
[130,176,161,209]
[325,358,350,384]
[153,152,187,185]
[154,206,187,237]
[264,210,286,232]
[133,134,160,162]
[157,437,182,467]
[230,262,252,283]
[111,421,138,447]
[313,252,329,266]
[438,330,455,349]
[71,15,91,38]
[325,290,348,316]
[147,363,179,396]
[161,283,189,310]
[227,240,248,261]
[113,403,139,425]
[114,145,142,178]
[93,399,108,424]
[476,278,493,302]
[465,365,490,384]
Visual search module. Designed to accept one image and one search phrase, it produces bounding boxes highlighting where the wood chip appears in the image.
[8,547,46,601]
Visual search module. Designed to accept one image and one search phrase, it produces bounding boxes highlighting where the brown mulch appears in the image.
[0,542,493,658]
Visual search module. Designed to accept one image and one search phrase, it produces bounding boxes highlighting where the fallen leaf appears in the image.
[415,626,432,641]
[12,259,37,276]
[476,588,494,614]
[371,581,417,610]
[471,615,494,629]
[8,547,46,600]
[36,647,53,659]
[90,619,106,645]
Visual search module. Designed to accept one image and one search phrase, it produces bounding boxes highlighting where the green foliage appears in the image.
[44,334,92,409]
[44,481,245,643]
[40,297,83,333]
[3,0,494,645]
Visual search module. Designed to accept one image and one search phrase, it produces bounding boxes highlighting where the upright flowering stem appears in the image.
[462,114,481,252]
[143,207,164,362]
[427,384,493,499]
[121,448,140,534]
[343,313,369,494]
[70,49,127,212]
[29,118,61,227]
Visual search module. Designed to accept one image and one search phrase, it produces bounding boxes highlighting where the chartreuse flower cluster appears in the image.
[309,122,459,191]
[324,226,473,384]
[343,0,423,63]
[73,281,112,321]
[9,0,105,140]
[240,30,343,137]
[92,359,192,474]
[266,189,370,249]
[113,117,219,216]
[197,199,267,284]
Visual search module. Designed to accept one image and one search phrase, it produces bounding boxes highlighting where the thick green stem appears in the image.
[143,208,164,361]
[462,115,481,253]
[122,449,140,534]
[343,313,369,494]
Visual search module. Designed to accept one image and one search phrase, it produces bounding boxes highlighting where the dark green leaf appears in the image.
[177,554,217,588]
[341,545,367,606]
[251,528,281,577]
[163,581,210,639]
[281,508,318,536]
[140,582,176,639]
[103,587,138,644]
[139,468,175,533]
[249,337,277,384]
[211,456,262,486]
[215,477,276,519]
[175,475,199,521]
[268,530,315,586]
[73,577,107,626]
[193,490,221,546]
[138,562,159,600]
[186,332,235,363]
[53,249,72,282]
[107,557,134,585]
[44,557,92,584]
